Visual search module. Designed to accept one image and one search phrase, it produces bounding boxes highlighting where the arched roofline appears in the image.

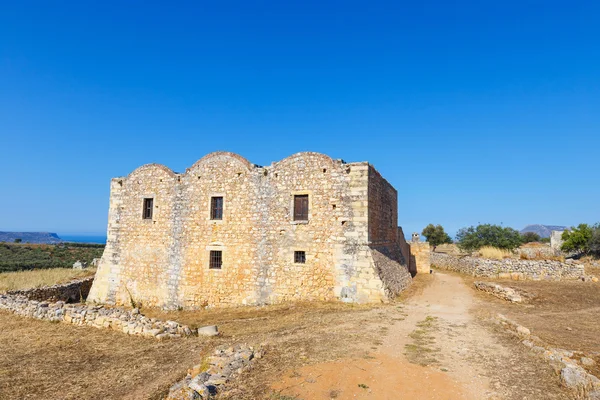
[126,163,177,179]
[273,151,337,168]
[187,151,254,172]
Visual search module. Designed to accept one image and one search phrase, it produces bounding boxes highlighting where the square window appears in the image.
[209,250,222,269]
[142,198,153,220]
[211,197,223,220]
[293,195,309,221]
[294,251,306,264]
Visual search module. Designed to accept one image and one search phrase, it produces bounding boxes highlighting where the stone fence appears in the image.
[6,277,94,302]
[0,294,195,339]
[431,252,585,280]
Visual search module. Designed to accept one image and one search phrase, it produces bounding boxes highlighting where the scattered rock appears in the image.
[582,357,596,367]
[516,325,530,337]
[474,281,523,303]
[198,325,219,337]
[167,344,263,399]
[561,365,589,393]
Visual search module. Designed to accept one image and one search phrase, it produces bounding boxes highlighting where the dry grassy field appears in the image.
[1,268,597,399]
[0,268,96,293]
[467,276,600,354]
[0,300,392,399]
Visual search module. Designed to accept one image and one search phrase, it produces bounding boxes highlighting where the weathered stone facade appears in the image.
[89,152,411,309]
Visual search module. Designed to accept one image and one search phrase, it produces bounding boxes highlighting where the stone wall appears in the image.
[7,277,94,302]
[516,243,558,259]
[0,294,194,339]
[396,227,415,275]
[89,152,411,309]
[410,242,431,275]
[431,253,584,280]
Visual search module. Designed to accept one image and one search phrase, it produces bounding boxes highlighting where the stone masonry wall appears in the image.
[89,152,411,309]
[367,167,412,297]
[0,294,194,339]
[410,242,431,275]
[6,277,94,302]
[431,253,584,280]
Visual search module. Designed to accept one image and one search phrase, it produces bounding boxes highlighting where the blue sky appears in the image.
[1,1,598,237]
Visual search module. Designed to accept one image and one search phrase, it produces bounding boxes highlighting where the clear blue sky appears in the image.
[1,1,598,237]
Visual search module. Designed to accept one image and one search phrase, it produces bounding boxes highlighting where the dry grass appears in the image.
[478,246,514,260]
[466,276,600,354]
[0,268,96,293]
[0,311,203,400]
[0,299,402,400]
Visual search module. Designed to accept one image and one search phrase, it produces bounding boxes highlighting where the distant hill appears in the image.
[520,225,567,238]
[0,232,63,244]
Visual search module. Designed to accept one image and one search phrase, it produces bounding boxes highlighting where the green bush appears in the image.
[521,232,541,243]
[561,223,600,256]
[421,224,453,249]
[456,224,523,251]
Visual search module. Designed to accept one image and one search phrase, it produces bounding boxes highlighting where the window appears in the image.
[294,251,306,264]
[293,195,309,221]
[210,197,223,220]
[209,250,222,269]
[142,198,153,220]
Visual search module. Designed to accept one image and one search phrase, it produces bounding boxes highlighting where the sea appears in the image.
[59,235,107,244]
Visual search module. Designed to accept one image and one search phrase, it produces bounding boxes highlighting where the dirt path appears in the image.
[273,272,568,399]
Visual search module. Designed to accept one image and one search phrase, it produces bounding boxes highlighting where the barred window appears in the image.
[209,250,222,269]
[211,197,223,220]
[142,198,153,220]
[293,195,309,221]
[294,251,306,264]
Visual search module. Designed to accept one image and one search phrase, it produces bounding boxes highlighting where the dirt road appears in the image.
[273,272,569,399]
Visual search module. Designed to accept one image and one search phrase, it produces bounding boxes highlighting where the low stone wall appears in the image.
[516,244,558,259]
[431,253,584,280]
[6,277,94,302]
[474,282,523,303]
[0,294,194,339]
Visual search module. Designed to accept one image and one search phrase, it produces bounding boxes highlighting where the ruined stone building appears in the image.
[88,152,413,309]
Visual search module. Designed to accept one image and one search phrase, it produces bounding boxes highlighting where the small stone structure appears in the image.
[431,253,584,280]
[397,227,431,276]
[0,294,194,339]
[6,277,94,302]
[72,260,87,270]
[89,152,412,309]
[551,230,565,253]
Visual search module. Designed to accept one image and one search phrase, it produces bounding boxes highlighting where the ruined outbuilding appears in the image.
[88,152,412,309]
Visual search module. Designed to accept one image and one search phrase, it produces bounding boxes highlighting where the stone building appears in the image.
[88,152,412,309]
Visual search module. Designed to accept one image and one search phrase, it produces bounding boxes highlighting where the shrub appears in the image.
[521,232,541,243]
[561,224,593,255]
[478,246,513,260]
[562,223,600,257]
[421,224,453,249]
[456,224,523,251]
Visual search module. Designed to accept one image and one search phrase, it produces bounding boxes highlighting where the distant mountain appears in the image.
[520,225,568,238]
[0,232,63,244]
